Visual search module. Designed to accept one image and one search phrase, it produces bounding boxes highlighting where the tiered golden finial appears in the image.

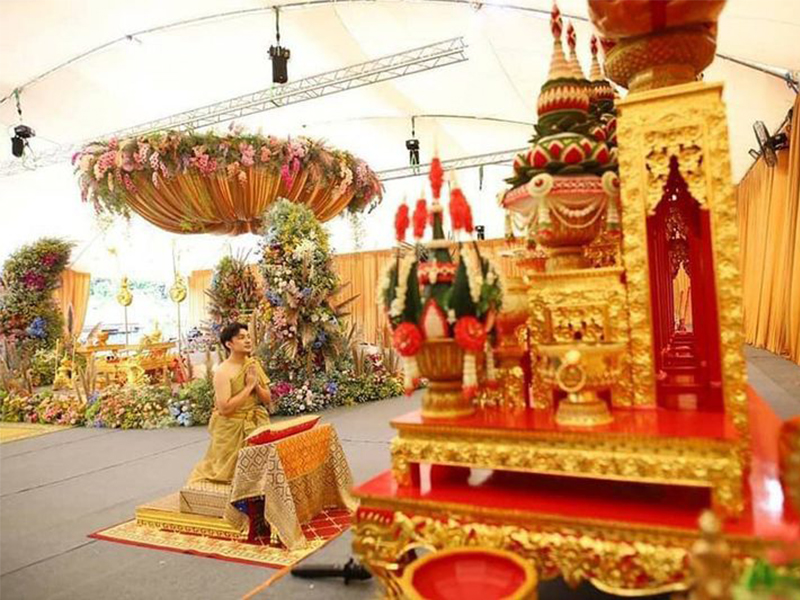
[589,35,615,111]
[565,21,586,81]
[538,3,590,119]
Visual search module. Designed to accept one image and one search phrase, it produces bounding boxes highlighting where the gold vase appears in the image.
[416,339,476,419]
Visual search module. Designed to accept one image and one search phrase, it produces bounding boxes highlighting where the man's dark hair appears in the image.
[220,322,247,352]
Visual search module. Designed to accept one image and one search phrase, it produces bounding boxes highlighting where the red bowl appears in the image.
[402,547,537,600]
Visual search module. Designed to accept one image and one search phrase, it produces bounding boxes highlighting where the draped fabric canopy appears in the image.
[737,94,800,365]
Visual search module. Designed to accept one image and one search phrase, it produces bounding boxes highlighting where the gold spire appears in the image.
[589,35,603,82]
[546,3,572,81]
[566,21,586,80]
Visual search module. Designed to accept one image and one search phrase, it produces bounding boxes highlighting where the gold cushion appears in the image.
[179,480,231,517]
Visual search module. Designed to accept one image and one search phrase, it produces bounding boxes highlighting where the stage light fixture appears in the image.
[11,125,35,160]
[9,91,35,158]
[406,116,420,166]
[269,8,290,84]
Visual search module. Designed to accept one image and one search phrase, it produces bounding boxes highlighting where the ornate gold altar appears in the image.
[77,339,176,387]
[351,2,799,597]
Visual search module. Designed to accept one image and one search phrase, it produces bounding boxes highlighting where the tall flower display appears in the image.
[0,238,72,352]
[257,198,389,414]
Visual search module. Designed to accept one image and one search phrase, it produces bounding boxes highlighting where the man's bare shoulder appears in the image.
[214,361,240,382]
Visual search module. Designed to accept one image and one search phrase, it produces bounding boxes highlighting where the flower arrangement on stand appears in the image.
[257,199,354,414]
[0,238,72,394]
[256,199,402,415]
[74,126,383,234]
[380,158,504,418]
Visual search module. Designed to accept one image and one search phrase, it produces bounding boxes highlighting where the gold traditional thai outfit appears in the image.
[187,359,271,484]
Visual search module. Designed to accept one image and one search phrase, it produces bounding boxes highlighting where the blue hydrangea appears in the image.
[265,290,283,307]
[26,317,47,339]
[324,381,338,395]
[301,287,312,298]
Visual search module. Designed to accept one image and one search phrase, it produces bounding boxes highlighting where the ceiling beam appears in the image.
[0,37,467,177]
[376,146,525,181]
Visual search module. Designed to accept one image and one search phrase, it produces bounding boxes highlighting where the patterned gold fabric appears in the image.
[226,423,356,550]
[187,360,271,485]
[179,481,231,517]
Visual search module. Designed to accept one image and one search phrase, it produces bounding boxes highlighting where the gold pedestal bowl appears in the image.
[537,343,627,427]
[416,339,480,419]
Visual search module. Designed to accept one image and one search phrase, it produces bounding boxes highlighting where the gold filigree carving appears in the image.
[526,267,637,408]
[352,507,762,598]
[389,429,743,516]
[616,82,749,447]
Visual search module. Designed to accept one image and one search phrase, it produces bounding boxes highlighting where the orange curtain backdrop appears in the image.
[737,94,800,364]
[54,269,91,337]
[188,270,214,327]
[329,239,525,345]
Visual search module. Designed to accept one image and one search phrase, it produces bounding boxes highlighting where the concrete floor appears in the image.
[1,346,798,600]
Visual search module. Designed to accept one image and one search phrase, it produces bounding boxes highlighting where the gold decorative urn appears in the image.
[417,340,480,419]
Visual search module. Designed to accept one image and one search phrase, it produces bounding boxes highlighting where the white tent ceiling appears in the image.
[0,0,797,281]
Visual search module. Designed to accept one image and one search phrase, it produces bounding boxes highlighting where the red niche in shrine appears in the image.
[646,156,723,412]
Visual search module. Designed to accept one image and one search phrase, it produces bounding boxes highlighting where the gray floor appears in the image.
[1,347,799,600]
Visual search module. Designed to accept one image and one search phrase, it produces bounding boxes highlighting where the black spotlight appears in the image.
[405,138,420,166]
[405,116,420,166]
[476,225,486,240]
[269,8,290,84]
[11,124,34,158]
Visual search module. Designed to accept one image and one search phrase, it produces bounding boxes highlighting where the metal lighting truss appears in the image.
[0,37,467,177]
[376,146,527,181]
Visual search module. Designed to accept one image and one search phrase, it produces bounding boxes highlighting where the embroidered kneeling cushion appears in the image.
[179,480,231,517]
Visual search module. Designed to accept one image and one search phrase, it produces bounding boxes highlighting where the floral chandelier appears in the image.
[74,126,383,235]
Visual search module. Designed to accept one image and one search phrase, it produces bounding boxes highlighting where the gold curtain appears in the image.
[54,269,91,337]
[188,270,214,327]
[737,94,800,364]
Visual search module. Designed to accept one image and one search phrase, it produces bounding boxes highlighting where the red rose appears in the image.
[393,322,423,357]
[454,316,486,352]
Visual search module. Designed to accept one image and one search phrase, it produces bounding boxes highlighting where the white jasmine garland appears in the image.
[460,245,484,304]
[389,254,416,318]
[377,262,395,305]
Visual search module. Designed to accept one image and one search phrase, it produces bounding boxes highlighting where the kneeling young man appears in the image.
[187,322,275,484]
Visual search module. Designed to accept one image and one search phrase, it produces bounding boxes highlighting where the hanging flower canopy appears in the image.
[74,126,383,235]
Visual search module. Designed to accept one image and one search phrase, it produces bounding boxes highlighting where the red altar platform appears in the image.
[352,389,799,595]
